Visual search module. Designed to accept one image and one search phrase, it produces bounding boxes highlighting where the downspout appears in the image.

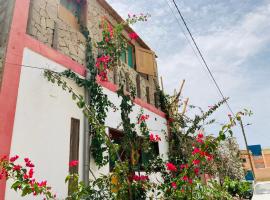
[83,69,90,185]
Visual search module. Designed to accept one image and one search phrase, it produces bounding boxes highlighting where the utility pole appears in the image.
[239,119,256,182]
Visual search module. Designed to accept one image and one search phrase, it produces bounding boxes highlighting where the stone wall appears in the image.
[87,0,160,106]
[0,0,15,87]
[27,0,86,65]
[27,0,160,107]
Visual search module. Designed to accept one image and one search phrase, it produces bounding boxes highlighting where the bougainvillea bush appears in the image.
[0,156,56,199]
[0,11,252,200]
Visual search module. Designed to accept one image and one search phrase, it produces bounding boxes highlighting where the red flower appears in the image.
[192,148,200,155]
[138,114,149,124]
[149,134,161,142]
[182,176,188,181]
[194,168,199,175]
[26,160,35,168]
[188,179,193,184]
[23,174,29,179]
[128,32,139,40]
[13,165,22,171]
[197,133,204,139]
[38,181,47,187]
[10,155,19,162]
[192,159,200,165]
[196,138,204,144]
[155,135,161,141]
[180,164,188,169]
[206,154,213,161]
[29,168,34,178]
[171,182,177,189]
[166,162,177,172]
[199,151,206,156]
[132,175,148,181]
[69,160,78,167]
[149,134,155,142]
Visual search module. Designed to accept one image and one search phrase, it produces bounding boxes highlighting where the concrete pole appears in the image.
[240,119,256,182]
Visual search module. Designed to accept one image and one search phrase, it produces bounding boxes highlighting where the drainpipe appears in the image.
[83,69,90,185]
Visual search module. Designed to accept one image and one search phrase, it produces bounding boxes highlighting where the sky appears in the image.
[106,0,270,149]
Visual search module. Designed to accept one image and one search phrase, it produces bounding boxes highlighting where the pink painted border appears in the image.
[0,0,166,198]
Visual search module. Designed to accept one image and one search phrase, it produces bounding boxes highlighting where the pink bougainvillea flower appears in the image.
[155,135,161,141]
[194,167,200,175]
[128,32,139,40]
[149,134,155,142]
[192,147,200,155]
[69,160,79,167]
[166,162,177,172]
[138,114,149,123]
[180,164,188,169]
[25,160,35,168]
[199,151,206,157]
[38,181,47,187]
[13,165,22,171]
[192,159,200,165]
[10,155,19,162]
[182,176,189,181]
[23,174,29,179]
[197,132,204,139]
[132,175,149,181]
[206,154,213,161]
[196,138,204,144]
[171,182,177,189]
[29,168,34,178]
[149,134,161,142]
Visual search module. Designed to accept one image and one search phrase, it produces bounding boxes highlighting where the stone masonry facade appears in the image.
[27,0,160,107]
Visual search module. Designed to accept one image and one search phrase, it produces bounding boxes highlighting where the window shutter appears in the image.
[68,118,80,195]
[69,118,80,174]
[135,46,155,76]
[127,45,134,68]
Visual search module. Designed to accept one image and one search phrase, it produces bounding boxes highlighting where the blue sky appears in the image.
[107,0,270,149]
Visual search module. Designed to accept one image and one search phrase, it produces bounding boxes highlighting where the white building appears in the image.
[0,0,168,199]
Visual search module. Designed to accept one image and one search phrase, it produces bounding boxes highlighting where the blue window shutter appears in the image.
[127,45,133,68]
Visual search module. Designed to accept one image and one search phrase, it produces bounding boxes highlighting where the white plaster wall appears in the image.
[6,48,168,199]
[90,87,169,176]
[5,48,85,200]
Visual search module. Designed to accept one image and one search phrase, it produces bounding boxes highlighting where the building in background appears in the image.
[240,145,270,181]
[0,0,167,199]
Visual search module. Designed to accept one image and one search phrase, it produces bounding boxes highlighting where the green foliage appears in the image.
[224,177,252,198]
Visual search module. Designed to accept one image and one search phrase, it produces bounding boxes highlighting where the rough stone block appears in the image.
[46,18,54,29]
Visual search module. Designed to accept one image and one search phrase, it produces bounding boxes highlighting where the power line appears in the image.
[170,0,235,116]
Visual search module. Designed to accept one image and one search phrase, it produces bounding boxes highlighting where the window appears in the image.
[68,118,80,194]
[136,75,141,98]
[146,86,150,104]
[139,141,159,170]
[59,0,86,30]
[125,72,130,92]
[109,128,160,172]
[154,91,160,108]
[120,43,135,68]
